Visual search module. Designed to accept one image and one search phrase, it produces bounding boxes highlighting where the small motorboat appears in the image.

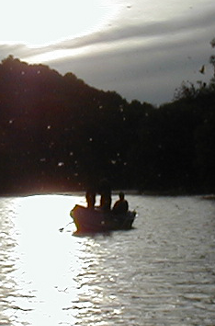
[70,205,136,233]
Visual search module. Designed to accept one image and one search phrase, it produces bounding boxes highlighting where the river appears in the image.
[0,194,215,326]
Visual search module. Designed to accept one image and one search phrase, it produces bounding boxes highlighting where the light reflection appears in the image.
[1,195,110,326]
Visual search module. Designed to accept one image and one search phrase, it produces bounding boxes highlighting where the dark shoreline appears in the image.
[1,189,215,199]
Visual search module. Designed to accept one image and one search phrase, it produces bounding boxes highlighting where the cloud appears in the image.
[32,3,214,53]
[19,3,214,65]
[47,34,212,105]
[45,6,215,104]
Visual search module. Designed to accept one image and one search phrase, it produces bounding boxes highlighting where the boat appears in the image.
[70,205,136,233]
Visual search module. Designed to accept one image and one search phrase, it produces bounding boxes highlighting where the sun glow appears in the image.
[1,0,118,47]
[26,48,88,64]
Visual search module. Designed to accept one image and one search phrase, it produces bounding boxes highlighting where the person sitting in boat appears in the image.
[112,192,128,214]
[86,188,96,208]
[99,178,112,211]
[100,192,111,211]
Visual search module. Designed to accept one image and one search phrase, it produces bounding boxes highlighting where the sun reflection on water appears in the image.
[2,194,110,326]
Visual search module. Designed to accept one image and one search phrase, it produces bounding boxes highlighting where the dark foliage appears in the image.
[0,56,214,195]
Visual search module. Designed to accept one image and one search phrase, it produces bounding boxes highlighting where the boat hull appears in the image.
[70,205,136,233]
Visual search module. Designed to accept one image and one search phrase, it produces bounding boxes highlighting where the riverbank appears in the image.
[1,188,215,200]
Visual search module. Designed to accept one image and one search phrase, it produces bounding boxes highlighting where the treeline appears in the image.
[0,56,214,195]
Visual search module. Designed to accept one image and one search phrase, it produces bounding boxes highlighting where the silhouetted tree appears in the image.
[0,55,214,195]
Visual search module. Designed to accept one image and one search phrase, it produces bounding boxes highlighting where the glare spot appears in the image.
[58,162,64,167]
[40,158,46,162]
[47,125,51,129]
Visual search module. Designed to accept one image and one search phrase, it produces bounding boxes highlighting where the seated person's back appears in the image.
[112,192,128,214]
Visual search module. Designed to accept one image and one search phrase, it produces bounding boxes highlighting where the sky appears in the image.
[0,0,215,105]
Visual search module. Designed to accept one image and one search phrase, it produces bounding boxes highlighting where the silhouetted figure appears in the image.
[86,188,96,208]
[112,192,128,214]
[99,179,112,211]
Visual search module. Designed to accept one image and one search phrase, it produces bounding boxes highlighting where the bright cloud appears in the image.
[0,0,118,46]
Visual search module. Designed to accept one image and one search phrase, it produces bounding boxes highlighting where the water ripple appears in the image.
[0,195,215,325]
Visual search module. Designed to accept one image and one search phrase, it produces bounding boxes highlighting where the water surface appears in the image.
[0,194,215,325]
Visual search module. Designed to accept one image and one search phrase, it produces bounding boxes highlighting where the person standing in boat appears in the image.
[86,187,96,208]
[112,192,128,214]
[99,178,112,211]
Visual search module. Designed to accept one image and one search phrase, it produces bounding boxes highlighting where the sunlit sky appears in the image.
[1,0,215,104]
